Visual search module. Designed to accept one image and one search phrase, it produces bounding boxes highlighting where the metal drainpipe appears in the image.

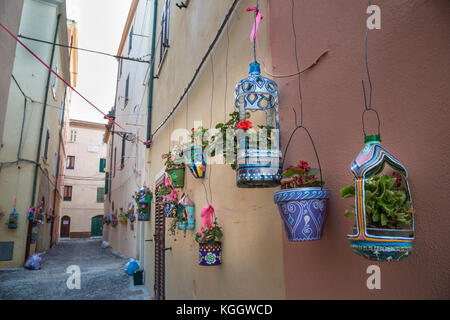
[146,0,158,147]
[25,14,61,263]
[109,61,120,202]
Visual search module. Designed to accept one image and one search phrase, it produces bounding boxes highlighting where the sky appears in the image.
[66,0,133,124]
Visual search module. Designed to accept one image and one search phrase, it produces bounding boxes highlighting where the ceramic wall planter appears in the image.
[137,204,150,221]
[184,146,206,179]
[273,187,329,241]
[199,242,222,266]
[166,167,185,188]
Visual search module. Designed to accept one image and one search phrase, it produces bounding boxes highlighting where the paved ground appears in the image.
[0,239,151,300]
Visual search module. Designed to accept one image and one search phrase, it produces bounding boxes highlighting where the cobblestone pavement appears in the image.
[0,239,151,300]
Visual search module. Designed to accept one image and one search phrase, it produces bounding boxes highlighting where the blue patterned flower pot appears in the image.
[273,187,329,241]
[199,242,222,266]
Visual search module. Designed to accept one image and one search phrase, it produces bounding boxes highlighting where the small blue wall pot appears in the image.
[273,187,329,241]
[199,242,222,266]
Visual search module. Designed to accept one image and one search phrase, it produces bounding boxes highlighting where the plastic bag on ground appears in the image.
[101,241,110,248]
[24,254,42,270]
[125,259,140,276]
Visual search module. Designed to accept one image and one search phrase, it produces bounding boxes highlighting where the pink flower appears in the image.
[161,154,166,159]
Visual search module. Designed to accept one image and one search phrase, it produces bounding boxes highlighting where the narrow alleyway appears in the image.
[0,239,150,300]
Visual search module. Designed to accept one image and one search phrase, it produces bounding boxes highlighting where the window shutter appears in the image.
[99,158,106,173]
[105,172,109,194]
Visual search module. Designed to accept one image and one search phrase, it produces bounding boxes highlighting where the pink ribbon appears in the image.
[247,7,263,42]
[200,205,215,239]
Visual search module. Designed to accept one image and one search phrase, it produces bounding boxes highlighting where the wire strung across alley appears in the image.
[0,22,149,146]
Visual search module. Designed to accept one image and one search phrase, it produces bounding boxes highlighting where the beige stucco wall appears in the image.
[61,121,106,236]
[102,0,149,260]
[0,0,70,267]
[144,0,286,299]
[0,0,24,145]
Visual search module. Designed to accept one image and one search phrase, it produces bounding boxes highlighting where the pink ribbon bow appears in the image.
[247,7,263,42]
[200,205,215,239]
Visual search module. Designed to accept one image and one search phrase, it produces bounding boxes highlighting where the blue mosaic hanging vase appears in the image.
[234,62,282,188]
[347,135,415,262]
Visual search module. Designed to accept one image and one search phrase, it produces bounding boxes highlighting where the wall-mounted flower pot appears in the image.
[164,203,178,218]
[184,146,206,179]
[166,167,185,188]
[273,187,329,241]
[199,242,222,266]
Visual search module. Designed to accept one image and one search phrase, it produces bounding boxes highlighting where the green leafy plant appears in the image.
[340,173,414,229]
[195,218,223,244]
[162,151,184,170]
[281,161,323,189]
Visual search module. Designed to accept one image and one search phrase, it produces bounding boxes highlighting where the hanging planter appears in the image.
[184,146,206,179]
[274,161,328,241]
[28,206,35,221]
[341,134,414,262]
[234,62,282,188]
[162,151,185,188]
[128,207,136,230]
[6,209,18,229]
[105,213,111,226]
[164,202,178,218]
[195,205,223,266]
[177,193,195,230]
[119,211,128,226]
[134,185,152,221]
[111,212,118,228]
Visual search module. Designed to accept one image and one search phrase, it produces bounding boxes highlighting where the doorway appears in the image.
[91,215,103,237]
[154,180,166,300]
[60,216,70,238]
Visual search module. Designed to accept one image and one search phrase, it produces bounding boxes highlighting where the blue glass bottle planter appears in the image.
[6,208,18,229]
[184,146,206,179]
[199,242,222,266]
[177,193,195,230]
[274,187,329,241]
[234,62,282,188]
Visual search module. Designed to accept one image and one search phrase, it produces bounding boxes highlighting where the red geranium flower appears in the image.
[236,120,253,131]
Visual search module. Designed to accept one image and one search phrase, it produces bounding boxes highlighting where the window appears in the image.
[125,75,130,106]
[66,156,75,169]
[120,136,126,169]
[70,129,77,142]
[159,0,171,65]
[119,58,123,78]
[52,63,59,98]
[99,158,106,173]
[63,186,72,201]
[58,101,64,125]
[96,187,105,203]
[128,25,134,54]
[43,129,50,160]
[105,172,109,194]
[114,147,117,177]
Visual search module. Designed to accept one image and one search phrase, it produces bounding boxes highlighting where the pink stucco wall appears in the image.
[269,0,450,299]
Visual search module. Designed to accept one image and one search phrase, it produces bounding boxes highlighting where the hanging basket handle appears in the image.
[282,108,324,189]
[362,108,381,137]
